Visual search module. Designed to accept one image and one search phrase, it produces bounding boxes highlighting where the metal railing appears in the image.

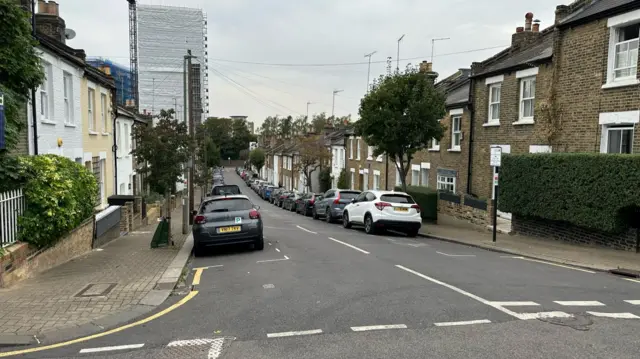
[0,189,25,247]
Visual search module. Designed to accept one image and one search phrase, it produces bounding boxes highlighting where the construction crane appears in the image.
[128,0,139,110]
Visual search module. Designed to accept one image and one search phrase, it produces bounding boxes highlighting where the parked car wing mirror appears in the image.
[351,198,356,203]
[253,205,260,210]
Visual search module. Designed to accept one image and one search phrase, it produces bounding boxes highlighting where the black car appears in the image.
[192,195,263,256]
[296,193,324,216]
[210,184,241,196]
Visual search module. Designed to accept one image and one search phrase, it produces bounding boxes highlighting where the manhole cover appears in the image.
[74,283,117,297]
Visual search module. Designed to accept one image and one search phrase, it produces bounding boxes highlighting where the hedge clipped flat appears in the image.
[498,153,640,233]
[395,186,438,222]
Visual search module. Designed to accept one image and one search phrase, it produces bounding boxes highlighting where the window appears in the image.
[92,157,104,206]
[39,63,52,121]
[411,169,419,186]
[63,72,73,124]
[101,93,108,132]
[376,149,383,162]
[124,124,130,155]
[363,173,369,190]
[380,194,415,204]
[606,126,633,153]
[373,173,380,190]
[488,84,501,123]
[519,77,536,120]
[451,116,461,150]
[116,122,122,156]
[350,172,354,190]
[88,88,96,131]
[201,198,253,213]
[367,145,373,160]
[349,138,354,159]
[437,175,456,193]
[356,139,361,160]
[430,137,440,150]
[421,168,428,187]
[611,23,639,81]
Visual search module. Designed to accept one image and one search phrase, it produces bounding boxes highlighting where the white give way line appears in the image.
[329,237,370,254]
[296,225,317,234]
[79,344,144,353]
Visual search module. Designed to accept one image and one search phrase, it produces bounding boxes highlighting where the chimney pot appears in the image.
[37,0,46,13]
[48,1,59,16]
[532,23,540,32]
[419,61,433,73]
[516,26,524,33]
[524,12,534,31]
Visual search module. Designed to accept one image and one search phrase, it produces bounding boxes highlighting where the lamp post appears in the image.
[431,37,451,64]
[364,51,377,93]
[332,89,343,119]
[396,34,405,72]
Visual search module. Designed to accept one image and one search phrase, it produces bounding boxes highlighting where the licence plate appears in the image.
[394,207,409,212]
[217,226,241,233]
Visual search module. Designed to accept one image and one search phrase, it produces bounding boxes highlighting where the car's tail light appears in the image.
[411,204,421,213]
[249,209,260,219]
[194,215,206,224]
[333,193,341,204]
[375,202,392,211]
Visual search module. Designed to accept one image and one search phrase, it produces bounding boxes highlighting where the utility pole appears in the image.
[30,0,38,155]
[182,50,196,234]
[396,34,405,72]
[364,51,376,93]
[332,90,343,119]
[306,101,313,121]
[187,50,196,228]
[151,78,155,116]
[431,37,451,64]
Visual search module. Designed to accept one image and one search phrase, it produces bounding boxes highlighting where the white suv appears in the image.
[342,190,422,237]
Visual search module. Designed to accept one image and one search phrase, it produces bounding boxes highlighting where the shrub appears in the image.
[395,185,438,222]
[337,168,349,189]
[18,155,98,248]
[319,167,331,192]
[499,153,640,233]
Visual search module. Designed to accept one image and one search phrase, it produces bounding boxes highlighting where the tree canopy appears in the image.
[356,66,446,191]
[131,109,192,195]
[201,117,257,160]
[249,148,265,173]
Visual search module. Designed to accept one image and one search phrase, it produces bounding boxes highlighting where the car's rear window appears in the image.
[380,194,415,204]
[338,191,360,200]
[211,185,241,196]
[201,198,253,213]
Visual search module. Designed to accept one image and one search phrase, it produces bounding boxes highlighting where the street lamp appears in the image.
[332,89,343,119]
[431,37,451,64]
[364,51,377,93]
[397,34,405,72]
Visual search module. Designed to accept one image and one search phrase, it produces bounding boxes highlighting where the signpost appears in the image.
[0,91,5,150]
[490,146,502,243]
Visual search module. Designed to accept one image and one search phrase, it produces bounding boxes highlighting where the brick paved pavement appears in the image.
[0,198,193,337]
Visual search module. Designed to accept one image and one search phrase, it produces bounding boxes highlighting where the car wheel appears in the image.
[364,214,376,235]
[406,229,419,238]
[342,212,352,229]
[325,208,333,223]
[254,237,264,250]
[312,208,319,220]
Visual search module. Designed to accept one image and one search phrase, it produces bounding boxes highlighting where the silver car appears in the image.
[192,195,264,256]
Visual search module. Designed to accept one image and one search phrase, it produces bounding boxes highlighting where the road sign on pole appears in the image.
[490,146,502,167]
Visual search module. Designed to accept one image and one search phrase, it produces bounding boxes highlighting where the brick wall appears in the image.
[438,194,493,227]
[345,136,395,191]
[9,105,30,156]
[513,215,638,252]
[120,203,131,233]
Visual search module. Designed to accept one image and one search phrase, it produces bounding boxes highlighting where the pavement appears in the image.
[0,193,195,347]
[420,215,640,273]
[1,170,639,358]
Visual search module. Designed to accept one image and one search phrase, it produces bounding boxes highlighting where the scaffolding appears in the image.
[136,4,207,121]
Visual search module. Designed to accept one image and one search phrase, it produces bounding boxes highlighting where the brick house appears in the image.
[344,130,391,192]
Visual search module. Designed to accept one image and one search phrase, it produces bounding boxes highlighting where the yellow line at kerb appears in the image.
[0,291,199,357]
[192,268,204,286]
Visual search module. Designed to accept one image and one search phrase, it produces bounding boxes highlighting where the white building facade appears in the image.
[331,144,345,189]
[115,108,135,195]
[28,40,84,161]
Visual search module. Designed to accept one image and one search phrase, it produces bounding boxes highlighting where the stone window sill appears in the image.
[88,130,99,136]
[102,132,110,136]
[41,119,56,125]
[601,78,639,89]
[64,123,76,128]
[483,122,500,127]
[448,148,461,152]
[513,119,535,125]
[428,148,440,152]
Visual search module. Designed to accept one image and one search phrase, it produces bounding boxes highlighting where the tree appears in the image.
[231,117,257,158]
[293,135,332,192]
[356,66,446,191]
[337,168,349,189]
[131,109,191,196]
[0,0,44,154]
[249,148,265,174]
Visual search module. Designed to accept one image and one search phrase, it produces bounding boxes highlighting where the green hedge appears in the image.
[499,153,640,233]
[395,186,438,222]
[18,155,98,248]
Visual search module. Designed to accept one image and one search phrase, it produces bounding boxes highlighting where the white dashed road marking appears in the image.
[79,344,144,353]
[275,248,280,252]
[256,256,290,263]
[328,237,370,254]
[515,257,596,273]
[586,312,640,319]
[489,301,540,306]
[624,278,640,284]
[436,251,476,257]
[624,300,640,305]
[350,324,407,332]
[167,338,218,347]
[554,301,605,306]
[267,329,323,338]
[517,311,573,320]
[434,319,491,327]
[296,225,317,234]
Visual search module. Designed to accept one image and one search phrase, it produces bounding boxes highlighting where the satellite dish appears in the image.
[65,28,76,40]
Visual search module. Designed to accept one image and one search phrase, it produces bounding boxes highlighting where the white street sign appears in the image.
[490,146,502,167]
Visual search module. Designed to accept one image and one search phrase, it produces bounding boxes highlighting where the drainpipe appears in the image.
[112,88,118,195]
[30,0,38,155]
[466,76,476,195]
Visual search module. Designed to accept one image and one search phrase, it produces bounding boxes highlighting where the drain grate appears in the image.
[74,283,117,297]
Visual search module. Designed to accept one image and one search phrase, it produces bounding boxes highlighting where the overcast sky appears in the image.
[58,0,571,128]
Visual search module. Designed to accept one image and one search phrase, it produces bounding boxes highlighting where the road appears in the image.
[3,168,640,358]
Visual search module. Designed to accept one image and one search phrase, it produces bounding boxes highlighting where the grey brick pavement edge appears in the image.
[0,234,194,348]
[417,232,611,274]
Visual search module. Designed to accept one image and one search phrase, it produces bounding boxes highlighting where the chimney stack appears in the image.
[516,27,524,33]
[524,12,534,31]
[419,61,433,73]
[35,0,66,44]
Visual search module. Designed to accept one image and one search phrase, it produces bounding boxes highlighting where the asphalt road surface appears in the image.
[4,169,640,359]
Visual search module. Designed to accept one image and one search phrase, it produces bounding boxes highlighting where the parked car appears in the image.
[296,193,324,216]
[282,192,302,211]
[192,195,263,256]
[313,189,361,223]
[263,185,277,201]
[270,188,283,204]
[342,190,421,237]
[274,190,291,207]
[210,184,241,196]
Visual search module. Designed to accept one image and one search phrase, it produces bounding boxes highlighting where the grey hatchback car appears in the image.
[192,195,263,256]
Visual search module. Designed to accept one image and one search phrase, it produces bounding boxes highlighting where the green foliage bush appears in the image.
[337,168,349,189]
[499,153,640,233]
[319,167,331,193]
[18,155,98,248]
[395,185,438,222]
